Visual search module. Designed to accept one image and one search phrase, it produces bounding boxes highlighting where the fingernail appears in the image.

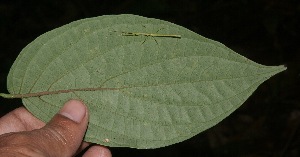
[59,100,86,123]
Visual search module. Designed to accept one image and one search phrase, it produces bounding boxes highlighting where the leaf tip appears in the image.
[278,64,287,73]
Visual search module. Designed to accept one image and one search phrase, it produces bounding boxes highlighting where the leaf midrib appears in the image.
[10,67,282,99]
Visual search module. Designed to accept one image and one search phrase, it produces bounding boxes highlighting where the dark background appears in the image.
[0,0,299,156]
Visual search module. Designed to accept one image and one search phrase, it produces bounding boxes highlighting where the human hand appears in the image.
[0,99,111,157]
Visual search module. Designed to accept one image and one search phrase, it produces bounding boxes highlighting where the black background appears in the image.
[0,0,299,156]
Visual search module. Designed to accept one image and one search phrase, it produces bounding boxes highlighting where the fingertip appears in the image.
[59,99,87,123]
[83,145,112,157]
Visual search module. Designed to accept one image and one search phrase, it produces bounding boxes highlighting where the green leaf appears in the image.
[1,14,286,149]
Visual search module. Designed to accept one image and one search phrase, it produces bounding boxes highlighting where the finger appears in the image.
[0,106,93,154]
[83,145,112,157]
[31,99,88,157]
[0,108,93,149]
[0,107,45,134]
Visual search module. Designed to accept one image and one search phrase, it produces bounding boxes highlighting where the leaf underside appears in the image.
[6,14,286,149]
